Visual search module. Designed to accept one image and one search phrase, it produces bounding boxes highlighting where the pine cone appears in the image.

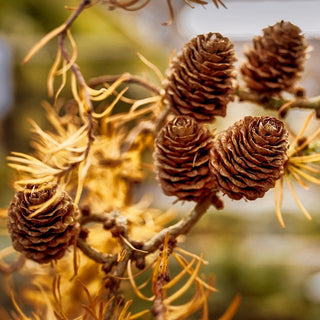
[7,184,78,264]
[153,115,221,206]
[163,33,237,123]
[241,20,308,95]
[210,116,288,201]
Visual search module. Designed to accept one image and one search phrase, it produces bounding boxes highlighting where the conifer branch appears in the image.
[237,87,320,118]
[104,246,134,320]
[142,196,212,253]
[77,239,117,265]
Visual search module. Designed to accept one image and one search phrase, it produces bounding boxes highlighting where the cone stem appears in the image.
[237,87,320,117]
[143,196,212,253]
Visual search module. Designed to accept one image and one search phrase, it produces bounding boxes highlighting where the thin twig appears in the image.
[151,234,173,320]
[88,73,162,95]
[109,0,151,11]
[77,238,117,265]
[237,88,320,118]
[143,196,212,253]
[79,213,115,225]
[64,1,92,30]
[104,246,134,320]
[55,0,95,181]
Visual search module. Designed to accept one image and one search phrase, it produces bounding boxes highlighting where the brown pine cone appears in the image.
[7,184,78,264]
[163,33,237,123]
[241,21,308,95]
[210,116,288,201]
[153,115,221,206]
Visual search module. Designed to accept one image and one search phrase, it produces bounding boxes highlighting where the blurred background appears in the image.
[1,0,320,319]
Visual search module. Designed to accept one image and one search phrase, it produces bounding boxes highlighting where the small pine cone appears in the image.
[153,115,219,204]
[241,21,308,95]
[210,116,288,201]
[7,184,78,264]
[163,32,237,123]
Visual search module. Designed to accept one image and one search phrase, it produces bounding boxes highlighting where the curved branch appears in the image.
[55,0,95,183]
[237,88,320,118]
[143,196,212,253]
[79,213,114,225]
[107,0,151,11]
[77,238,117,265]
[103,245,133,320]
[64,0,92,30]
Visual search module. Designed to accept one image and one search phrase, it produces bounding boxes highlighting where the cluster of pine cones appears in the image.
[155,20,308,206]
[154,114,289,207]
[7,21,307,264]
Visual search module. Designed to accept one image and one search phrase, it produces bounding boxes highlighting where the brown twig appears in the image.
[77,238,117,265]
[237,87,320,118]
[79,213,115,225]
[107,0,151,11]
[54,0,95,179]
[143,196,212,253]
[77,211,128,267]
[104,246,133,320]
[151,235,174,320]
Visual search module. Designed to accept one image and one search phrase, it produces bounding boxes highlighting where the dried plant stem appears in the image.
[57,0,93,111]
[104,246,134,320]
[110,0,151,11]
[237,88,320,117]
[77,212,126,265]
[65,0,92,29]
[79,213,115,225]
[77,239,117,265]
[152,273,168,319]
[151,235,172,320]
[143,196,212,253]
[54,0,95,185]
[88,73,162,95]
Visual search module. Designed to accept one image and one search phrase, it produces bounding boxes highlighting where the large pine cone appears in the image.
[163,33,237,123]
[7,184,78,264]
[210,116,288,201]
[240,21,308,95]
[153,115,222,206]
